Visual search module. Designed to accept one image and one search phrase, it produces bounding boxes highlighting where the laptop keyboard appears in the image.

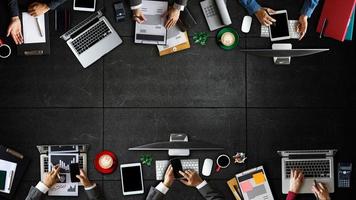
[285,160,331,178]
[71,20,111,55]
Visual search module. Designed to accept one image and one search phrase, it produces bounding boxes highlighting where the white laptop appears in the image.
[37,144,88,185]
[278,149,337,194]
[60,10,122,68]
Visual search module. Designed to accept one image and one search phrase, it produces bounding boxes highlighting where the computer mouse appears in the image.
[241,16,252,33]
[202,158,213,176]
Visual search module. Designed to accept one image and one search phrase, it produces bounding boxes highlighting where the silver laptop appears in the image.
[278,149,337,194]
[37,144,88,185]
[60,10,122,68]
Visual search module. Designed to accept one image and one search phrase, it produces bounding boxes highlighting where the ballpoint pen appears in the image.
[319,18,327,39]
[314,180,320,200]
[35,17,44,37]
[8,171,14,191]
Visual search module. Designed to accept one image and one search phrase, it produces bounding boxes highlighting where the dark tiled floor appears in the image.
[0,0,355,199]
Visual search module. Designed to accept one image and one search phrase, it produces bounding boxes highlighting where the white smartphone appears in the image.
[73,0,96,12]
[268,10,290,41]
[120,163,144,196]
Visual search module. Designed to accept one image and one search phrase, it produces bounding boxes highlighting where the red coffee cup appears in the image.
[94,150,118,174]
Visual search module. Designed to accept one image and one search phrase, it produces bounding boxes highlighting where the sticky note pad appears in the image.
[253,172,265,185]
[240,180,253,192]
[0,170,6,190]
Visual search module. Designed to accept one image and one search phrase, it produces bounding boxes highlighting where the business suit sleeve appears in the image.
[300,0,319,17]
[130,0,188,10]
[25,186,44,200]
[7,0,19,17]
[197,183,225,200]
[130,0,142,9]
[239,0,261,15]
[174,0,188,7]
[46,0,68,10]
[85,185,105,200]
[146,186,166,200]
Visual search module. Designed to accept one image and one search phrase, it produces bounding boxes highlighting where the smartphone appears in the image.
[170,158,183,179]
[69,163,80,183]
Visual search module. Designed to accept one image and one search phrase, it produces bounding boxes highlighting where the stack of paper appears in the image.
[0,159,17,194]
[157,25,190,56]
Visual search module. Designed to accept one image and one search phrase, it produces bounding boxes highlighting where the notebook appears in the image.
[317,0,356,41]
[0,145,30,199]
[0,159,17,194]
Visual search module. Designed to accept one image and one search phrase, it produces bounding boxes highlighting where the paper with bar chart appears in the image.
[48,153,79,196]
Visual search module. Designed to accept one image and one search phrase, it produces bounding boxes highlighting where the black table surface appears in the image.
[0,0,355,199]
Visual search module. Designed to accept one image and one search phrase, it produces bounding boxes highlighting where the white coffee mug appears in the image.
[216,154,231,172]
[0,39,11,58]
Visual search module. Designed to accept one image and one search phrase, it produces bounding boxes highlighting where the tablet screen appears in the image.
[122,166,143,192]
[270,12,289,38]
[75,0,95,8]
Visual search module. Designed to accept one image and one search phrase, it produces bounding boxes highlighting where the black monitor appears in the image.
[240,48,330,57]
[129,141,224,151]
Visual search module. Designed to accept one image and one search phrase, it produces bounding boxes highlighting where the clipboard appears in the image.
[0,145,30,199]
[17,12,50,56]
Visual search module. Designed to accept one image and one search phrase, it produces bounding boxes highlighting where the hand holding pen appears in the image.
[312,180,331,200]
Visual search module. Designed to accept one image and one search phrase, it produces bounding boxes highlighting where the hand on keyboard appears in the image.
[297,15,308,40]
[289,169,304,193]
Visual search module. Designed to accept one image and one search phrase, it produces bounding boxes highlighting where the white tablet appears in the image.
[73,0,96,12]
[269,10,290,41]
[120,163,144,196]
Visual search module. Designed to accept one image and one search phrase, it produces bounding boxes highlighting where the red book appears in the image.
[317,0,356,41]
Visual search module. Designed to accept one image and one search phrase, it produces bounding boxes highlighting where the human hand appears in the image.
[297,15,308,40]
[28,2,50,17]
[289,169,304,193]
[76,169,94,188]
[43,165,60,188]
[179,170,203,187]
[255,8,276,26]
[163,7,180,29]
[7,16,23,45]
[132,9,147,23]
[312,182,331,200]
[163,165,175,187]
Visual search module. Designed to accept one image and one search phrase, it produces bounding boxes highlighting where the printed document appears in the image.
[135,0,168,45]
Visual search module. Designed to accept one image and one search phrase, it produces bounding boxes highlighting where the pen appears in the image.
[8,171,14,191]
[50,162,61,180]
[6,148,24,159]
[319,18,327,39]
[314,180,319,200]
[35,17,43,37]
